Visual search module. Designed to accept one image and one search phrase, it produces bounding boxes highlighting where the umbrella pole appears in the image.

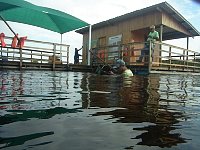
[60,34,63,44]
[87,24,92,65]
[0,15,22,70]
[0,15,19,41]
[60,34,63,61]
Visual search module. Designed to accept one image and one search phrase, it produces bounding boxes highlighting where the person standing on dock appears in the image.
[74,47,82,64]
[114,59,133,77]
[138,25,159,62]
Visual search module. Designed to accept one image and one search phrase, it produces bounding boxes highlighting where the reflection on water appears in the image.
[0,71,200,149]
[0,131,54,149]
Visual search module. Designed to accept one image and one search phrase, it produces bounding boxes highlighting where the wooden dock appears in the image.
[90,41,200,74]
[1,36,200,74]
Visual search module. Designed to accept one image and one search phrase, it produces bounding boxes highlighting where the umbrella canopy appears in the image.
[0,0,89,34]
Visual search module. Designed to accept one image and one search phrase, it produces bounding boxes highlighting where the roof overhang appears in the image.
[76,2,200,40]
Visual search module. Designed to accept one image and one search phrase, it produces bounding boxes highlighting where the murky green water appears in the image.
[0,70,200,150]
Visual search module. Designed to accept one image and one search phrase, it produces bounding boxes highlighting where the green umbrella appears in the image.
[0,0,89,34]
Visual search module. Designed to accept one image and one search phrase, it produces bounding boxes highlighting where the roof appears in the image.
[76,2,200,40]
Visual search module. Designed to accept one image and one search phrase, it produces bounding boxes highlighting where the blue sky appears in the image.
[164,0,200,51]
[1,0,200,63]
[169,0,200,31]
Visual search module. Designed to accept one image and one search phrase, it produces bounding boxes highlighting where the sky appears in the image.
[1,0,200,63]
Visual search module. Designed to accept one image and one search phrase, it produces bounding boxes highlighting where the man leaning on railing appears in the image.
[137,25,159,63]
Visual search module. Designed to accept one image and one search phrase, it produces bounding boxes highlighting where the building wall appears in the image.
[89,11,162,42]
[82,10,191,65]
[82,11,162,65]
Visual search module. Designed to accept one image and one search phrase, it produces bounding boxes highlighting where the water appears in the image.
[0,70,200,150]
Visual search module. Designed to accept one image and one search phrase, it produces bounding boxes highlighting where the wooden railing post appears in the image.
[131,42,134,59]
[183,49,185,71]
[186,50,189,69]
[19,48,22,70]
[159,42,162,66]
[31,50,32,62]
[169,46,172,71]
[1,46,2,57]
[41,51,42,63]
[53,44,56,71]
[6,47,8,58]
[60,45,63,62]
[148,41,152,73]
[193,52,196,72]
[67,46,69,65]
[12,48,14,61]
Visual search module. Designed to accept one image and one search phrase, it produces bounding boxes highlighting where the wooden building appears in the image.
[76,2,200,73]
[1,2,200,73]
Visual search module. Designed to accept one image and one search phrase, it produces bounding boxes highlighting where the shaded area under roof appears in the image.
[76,2,200,41]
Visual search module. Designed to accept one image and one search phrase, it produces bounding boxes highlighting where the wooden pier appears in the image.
[90,41,200,74]
[0,37,94,72]
[1,36,200,74]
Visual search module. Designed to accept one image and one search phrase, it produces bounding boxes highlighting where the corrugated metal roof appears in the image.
[76,2,200,40]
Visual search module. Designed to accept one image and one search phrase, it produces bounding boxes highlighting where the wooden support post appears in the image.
[187,37,189,50]
[88,25,92,66]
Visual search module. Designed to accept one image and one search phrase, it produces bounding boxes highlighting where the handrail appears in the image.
[1,36,70,70]
[90,41,200,73]
[1,38,200,73]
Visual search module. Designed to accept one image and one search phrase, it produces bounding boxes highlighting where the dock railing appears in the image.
[91,42,145,65]
[91,41,200,73]
[0,36,70,70]
[2,37,200,73]
[152,42,200,72]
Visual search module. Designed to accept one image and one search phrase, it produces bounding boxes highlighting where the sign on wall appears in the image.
[108,34,122,60]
